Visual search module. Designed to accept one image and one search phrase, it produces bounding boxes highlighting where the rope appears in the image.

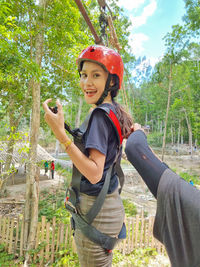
[107,15,122,52]
[106,14,129,112]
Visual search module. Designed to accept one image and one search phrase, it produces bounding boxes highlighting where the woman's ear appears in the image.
[110,77,115,87]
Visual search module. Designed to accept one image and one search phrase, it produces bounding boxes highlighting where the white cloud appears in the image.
[148,56,160,67]
[129,33,149,55]
[117,0,146,10]
[130,0,157,28]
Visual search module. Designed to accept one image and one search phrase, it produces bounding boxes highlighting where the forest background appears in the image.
[0,0,199,265]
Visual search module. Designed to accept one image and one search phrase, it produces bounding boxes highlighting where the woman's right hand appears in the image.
[42,99,69,144]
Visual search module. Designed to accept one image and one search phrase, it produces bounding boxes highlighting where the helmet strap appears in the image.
[95,74,118,105]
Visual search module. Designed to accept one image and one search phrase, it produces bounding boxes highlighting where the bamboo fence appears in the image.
[0,214,165,265]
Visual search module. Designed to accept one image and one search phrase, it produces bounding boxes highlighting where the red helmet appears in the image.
[77,45,124,89]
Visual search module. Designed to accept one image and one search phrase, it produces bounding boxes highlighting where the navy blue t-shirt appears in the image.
[80,103,120,196]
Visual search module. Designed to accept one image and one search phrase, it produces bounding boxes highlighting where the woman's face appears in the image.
[80,61,109,105]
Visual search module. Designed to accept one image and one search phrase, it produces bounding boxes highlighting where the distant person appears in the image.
[50,160,55,179]
[44,161,49,175]
[189,179,194,186]
[125,123,200,267]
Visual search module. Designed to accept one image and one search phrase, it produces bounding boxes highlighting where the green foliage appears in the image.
[113,247,158,266]
[54,250,79,267]
[184,0,200,32]
[39,189,71,224]
[122,199,137,217]
[147,132,163,147]
[179,172,200,185]
[0,244,23,267]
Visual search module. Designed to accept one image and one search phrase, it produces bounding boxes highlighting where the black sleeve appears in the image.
[125,130,168,198]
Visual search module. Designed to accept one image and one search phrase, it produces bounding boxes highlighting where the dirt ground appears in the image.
[1,153,199,217]
[0,172,65,217]
[1,154,199,266]
[122,153,200,216]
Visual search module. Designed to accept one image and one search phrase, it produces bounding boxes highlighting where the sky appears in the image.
[117,0,186,65]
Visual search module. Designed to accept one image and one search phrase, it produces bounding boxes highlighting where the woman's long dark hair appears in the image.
[110,75,133,139]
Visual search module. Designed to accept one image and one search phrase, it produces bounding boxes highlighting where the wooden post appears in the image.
[51,217,56,263]
[59,223,64,249]
[56,224,60,252]
[127,218,131,254]
[45,222,50,262]
[143,219,146,248]
[140,212,144,248]
[64,225,69,250]
[14,217,19,254]
[151,217,155,248]
[8,218,14,253]
[39,216,46,266]
[131,217,135,251]
[20,217,24,257]
[34,222,41,262]
[147,217,151,247]
[5,217,10,250]
[135,215,139,248]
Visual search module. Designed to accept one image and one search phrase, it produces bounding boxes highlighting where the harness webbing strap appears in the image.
[107,109,123,144]
[64,104,126,250]
[71,212,119,250]
[83,165,112,224]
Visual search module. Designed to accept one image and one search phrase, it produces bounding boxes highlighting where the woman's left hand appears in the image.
[42,99,69,143]
[133,123,144,132]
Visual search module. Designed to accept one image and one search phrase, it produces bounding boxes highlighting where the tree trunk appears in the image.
[181,134,184,145]
[0,97,17,195]
[24,0,45,262]
[162,63,172,161]
[184,109,193,157]
[0,70,31,195]
[145,112,148,126]
[177,120,181,154]
[75,96,83,128]
[171,124,174,145]
[160,120,163,133]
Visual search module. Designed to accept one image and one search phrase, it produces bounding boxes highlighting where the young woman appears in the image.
[43,45,133,267]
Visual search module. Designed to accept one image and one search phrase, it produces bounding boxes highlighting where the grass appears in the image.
[0,244,23,267]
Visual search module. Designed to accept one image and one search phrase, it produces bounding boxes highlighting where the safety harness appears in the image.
[64,104,126,252]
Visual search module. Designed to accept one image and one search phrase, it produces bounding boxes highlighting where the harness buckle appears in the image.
[106,249,112,254]
[64,195,77,214]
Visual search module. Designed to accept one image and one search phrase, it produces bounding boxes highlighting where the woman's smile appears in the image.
[85,89,97,97]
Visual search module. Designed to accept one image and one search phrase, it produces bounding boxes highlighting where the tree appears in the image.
[0,0,33,194]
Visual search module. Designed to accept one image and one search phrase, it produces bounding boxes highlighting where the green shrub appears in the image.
[113,247,158,266]
[122,199,137,217]
[179,172,200,185]
[39,190,71,223]
[147,132,163,147]
[54,250,79,267]
[0,244,23,267]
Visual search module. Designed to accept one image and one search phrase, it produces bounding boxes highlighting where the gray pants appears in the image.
[74,188,125,267]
